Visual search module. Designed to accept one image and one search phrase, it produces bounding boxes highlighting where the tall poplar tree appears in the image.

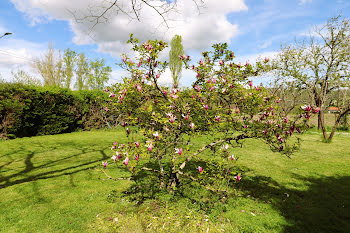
[169,35,184,88]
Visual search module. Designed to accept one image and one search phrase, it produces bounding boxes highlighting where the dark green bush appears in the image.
[0,83,113,139]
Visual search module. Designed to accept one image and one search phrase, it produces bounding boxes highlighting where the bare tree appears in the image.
[32,43,63,87]
[273,15,350,142]
[70,0,205,30]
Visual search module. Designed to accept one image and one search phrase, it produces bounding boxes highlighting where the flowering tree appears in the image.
[102,35,318,192]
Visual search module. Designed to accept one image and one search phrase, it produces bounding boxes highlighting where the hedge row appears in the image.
[0,83,114,139]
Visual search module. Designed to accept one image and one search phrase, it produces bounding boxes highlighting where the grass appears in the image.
[0,128,349,232]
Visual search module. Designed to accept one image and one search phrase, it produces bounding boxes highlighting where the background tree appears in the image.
[272,15,350,142]
[62,48,77,89]
[169,35,184,88]
[87,58,111,90]
[33,43,63,87]
[11,70,41,86]
[75,52,89,90]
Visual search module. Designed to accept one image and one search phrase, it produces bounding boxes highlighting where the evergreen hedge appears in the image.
[0,83,113,139]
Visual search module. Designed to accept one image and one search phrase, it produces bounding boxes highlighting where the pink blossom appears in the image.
[135,142,140,148]
[195,85,201,92]
[134,154,139,161]
[237,63,242,69]
[215,116,220,122]
[145,141,153,151]
[235,108,240,114]
[264,57,269,63]
[203,104,208,110]
[147,44,152,51]
[122,55,127,62]
[111,155,117,162]
[123,157,129,166]
[227,168,230,174]
[222,144,229,150]
[276,99,280,103]
[153,132,159,140]
[301,105,312,112]
[243,125,247,129]
[198,166,203,173]
[105,107,109,112]
[313,107,320,113]
[189,122,195,129]
[229,155,235,161]
[113,141,118,146]
[105,88,110,93]
[102,161,108,168]
[111,146,116,150]
[175,148,183,155]
[219,60,224,66]
[235,175,241,181]
[169,115,176,123]
[156,73,160,79]
[210,86,215,91]
[284,117,288,123]
[248,81,253,87]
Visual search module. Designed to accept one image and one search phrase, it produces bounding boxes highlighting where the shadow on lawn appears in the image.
[0,141,109,189]
[116,159,350,233]
[240,175,350,233]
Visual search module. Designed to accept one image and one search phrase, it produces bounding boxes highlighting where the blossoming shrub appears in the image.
[104,35,318,192]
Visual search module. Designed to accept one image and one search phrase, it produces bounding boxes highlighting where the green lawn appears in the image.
[0,129,349,232]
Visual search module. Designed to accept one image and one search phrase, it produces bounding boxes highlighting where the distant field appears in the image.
[0,129,349,232]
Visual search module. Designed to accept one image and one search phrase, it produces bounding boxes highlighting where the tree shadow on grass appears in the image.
[117,159,250,211]
[0,141,110,189]
[239,175,350,233]
[114,158,350,233]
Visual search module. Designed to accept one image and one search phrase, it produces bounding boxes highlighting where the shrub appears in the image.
[102,35,317,193]
[0,83,113,139]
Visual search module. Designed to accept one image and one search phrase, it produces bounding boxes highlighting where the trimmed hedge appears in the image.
[0,83,112,139]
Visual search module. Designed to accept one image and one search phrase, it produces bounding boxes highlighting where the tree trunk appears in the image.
[318,112,322,130]
[328,109,350,142]
[319,110,328,141]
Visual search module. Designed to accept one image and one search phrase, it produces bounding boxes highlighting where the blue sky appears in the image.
[0,0,349,86]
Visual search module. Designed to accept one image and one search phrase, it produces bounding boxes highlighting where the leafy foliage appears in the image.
[103,35,318,193]
[0,83,114,139]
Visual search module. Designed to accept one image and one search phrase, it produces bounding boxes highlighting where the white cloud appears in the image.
[299,0,312,5]
[10,0,248,58]
[259,41,272,49]
[0,38,46,81]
